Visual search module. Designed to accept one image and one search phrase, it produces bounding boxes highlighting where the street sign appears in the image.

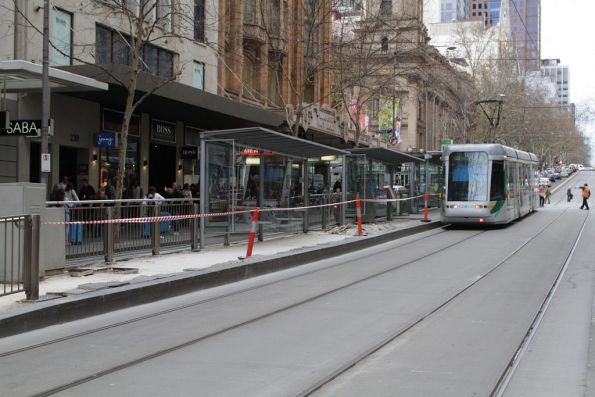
[441,138,453,145]
[41,153,51,172]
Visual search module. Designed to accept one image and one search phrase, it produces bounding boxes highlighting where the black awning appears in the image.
[60,64,285,129]
[347,148,424,164]
[201,127,349,159]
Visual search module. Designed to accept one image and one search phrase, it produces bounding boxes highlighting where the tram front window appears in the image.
[448,152,489,201]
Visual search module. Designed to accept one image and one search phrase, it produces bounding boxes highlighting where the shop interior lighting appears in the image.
[246,157,260,165]
[321,155,337,161]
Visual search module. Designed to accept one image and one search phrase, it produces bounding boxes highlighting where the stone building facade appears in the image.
[358,0,473,152]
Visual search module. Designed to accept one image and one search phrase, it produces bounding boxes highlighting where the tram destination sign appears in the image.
[0,119,41,137]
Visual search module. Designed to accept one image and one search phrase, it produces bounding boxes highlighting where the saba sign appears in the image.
[0,120,42,137]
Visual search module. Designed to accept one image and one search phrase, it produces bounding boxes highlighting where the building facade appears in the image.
[358,0,473,151]
[0,0,227,190]
[510,0,541,72]
[541,59,570,106]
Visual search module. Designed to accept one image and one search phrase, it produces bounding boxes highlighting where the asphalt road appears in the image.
[1,172,594,397]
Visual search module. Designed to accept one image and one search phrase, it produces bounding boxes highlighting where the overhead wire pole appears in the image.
[40,0,51,192]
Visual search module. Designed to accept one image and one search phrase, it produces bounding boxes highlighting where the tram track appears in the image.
[0,228,453,359]
[10,228,487,397]
[490,203,590,396]
[301,207,575,397]
[3,207,579,397]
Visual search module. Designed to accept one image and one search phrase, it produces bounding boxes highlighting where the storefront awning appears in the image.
[201,127,350,159]
[347,148,424,164]
[61,64,285,129]
[0,60,108,92]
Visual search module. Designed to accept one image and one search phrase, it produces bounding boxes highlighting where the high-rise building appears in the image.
[423,0,468,24]
[510,0,541,71]
[469,0,502,27]
[468,0,540,72]
[541,59,570,106]
[440,0,470,22]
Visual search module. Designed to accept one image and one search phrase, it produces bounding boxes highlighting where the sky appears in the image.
[541,0,595,161]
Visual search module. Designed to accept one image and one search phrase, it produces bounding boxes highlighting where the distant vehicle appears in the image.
[442,144,539,225]
[539,177,552,187]
[560,169,569,177]
[552,172,561,180]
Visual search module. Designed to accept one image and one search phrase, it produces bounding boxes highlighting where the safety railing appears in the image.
[45,199,199,265]
[0,214,39,300]
[44,193,434,267]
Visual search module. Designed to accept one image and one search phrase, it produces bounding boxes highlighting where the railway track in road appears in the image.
[304,207,586,397]
[0,206,587,397]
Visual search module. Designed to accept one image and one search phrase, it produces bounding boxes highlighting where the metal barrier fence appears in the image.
[0,214,39,299]
[46,199,199,265]
[46,193,430,267]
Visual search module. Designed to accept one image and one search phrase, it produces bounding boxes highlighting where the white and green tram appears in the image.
[441,144,539,225]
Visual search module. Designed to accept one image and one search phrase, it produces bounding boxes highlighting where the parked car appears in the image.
[560,169,569,177]
[552,172,561,180]
[539,177,552,187]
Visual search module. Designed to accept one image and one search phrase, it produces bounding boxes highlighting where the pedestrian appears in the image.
[182,183,193,199]
[64,182,79,202]
[144,185,165,201]
[545,185,551,204]
[78,178,95,200]
[567,188,573,202]
[579,183,590,210]
[538,184,545,207]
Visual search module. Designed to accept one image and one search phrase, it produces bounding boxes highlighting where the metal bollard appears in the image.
[104,207,114,264]
[421,192,431,222]
[151,204,161,255]
[245,207,260,257]
[191,203,199,251]
[356,195,363,236]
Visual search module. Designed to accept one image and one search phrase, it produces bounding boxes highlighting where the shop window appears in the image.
[99,139,139,196]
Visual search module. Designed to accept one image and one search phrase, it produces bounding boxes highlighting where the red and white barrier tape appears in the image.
[42,194,438,226]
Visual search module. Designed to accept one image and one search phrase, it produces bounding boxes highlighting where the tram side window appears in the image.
[490,161,505,200]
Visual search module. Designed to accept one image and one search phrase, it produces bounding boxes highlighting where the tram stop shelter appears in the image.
[199,127,349,248]
[346,147,425,222]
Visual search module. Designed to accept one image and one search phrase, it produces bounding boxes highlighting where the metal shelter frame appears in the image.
[198,127,350,249]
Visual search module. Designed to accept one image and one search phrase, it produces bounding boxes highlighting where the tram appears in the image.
[441,144,539,225]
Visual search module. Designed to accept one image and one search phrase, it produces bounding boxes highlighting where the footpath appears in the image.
[0,210,442,337]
